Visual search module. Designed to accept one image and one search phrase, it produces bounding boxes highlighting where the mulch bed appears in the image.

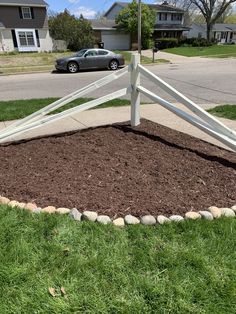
[0,119,235,217]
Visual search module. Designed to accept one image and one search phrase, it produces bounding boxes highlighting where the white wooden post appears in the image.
[130,53,140,126]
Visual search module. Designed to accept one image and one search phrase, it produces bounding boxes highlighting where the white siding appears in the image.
[1,29,14,51]
[187,24,206,39]
[37,29,53,52]
[0,28,53,52]
[0,31,3,51]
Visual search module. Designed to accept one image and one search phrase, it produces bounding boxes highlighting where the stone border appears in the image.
[0,196,235,227]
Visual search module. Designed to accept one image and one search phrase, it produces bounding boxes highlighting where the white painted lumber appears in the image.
[0,65,130,135]
[138,64,236,141]
[138,85,236,151]
[130,54,140,126]
[0,87,131,143]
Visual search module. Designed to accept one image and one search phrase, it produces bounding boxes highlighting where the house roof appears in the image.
[191,23,236,32]
[213,23,236,31]
[104,1,185,17]
[90,19,117,30]
[0,0,47,7]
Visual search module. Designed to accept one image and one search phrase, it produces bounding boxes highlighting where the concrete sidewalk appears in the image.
[0,104,235,151]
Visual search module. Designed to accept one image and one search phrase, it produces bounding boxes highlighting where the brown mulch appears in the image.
[0,119,235,218]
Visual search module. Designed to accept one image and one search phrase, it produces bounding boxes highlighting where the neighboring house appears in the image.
[186,23,236,43]
[91,19,130,50]
[0,0,53,52]
[92,1,189,50]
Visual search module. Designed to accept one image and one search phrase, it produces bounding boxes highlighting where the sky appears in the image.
[46,0,156,19]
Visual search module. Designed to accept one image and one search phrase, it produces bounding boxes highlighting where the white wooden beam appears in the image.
[138,85,236,152]
[0,87,131,143]
[138,64,236,141]
[130,54,140,126]
[0,65,130,136]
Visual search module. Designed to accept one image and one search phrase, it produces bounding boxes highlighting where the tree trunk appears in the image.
[206,23,212,42]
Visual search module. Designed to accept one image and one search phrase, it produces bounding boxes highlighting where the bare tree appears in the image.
[190,0,236,41]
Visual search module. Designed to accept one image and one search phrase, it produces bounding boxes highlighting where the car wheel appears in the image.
[67,62,79,73]
[109,59,119,70]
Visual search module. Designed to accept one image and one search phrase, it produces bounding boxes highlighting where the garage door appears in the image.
[101,31,130,50]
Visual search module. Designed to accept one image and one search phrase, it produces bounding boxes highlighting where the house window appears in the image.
[18,31,35,46]
[159,13,168,21]
[21,7,32,19]
[171,13,182,21]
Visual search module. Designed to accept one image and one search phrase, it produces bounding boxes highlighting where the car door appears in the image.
[82,49,98,69]
[97,50,110,68]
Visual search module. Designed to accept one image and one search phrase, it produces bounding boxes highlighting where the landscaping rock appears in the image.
[33,207,42,214]
[69,208,82,221]
[199,211,214,220]
[25,202,38,212]
[113,217,125,227]
[96,215,111,225]
[157,215,170,225]
[82,211,98,222]
[8,200,20,208]
[56,207,71,215]
[169,215,184,222]
[140,215,156,225]
[185,211,201,220]
[42,206,56,214]
[0,196,10,205]
[17,202,26,209]
[231,205,236,213]
[208,206,222,219]
[220,207,235,217]
[124,215,140,225]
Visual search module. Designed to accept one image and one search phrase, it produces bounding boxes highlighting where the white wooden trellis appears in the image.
[0,54,235,152]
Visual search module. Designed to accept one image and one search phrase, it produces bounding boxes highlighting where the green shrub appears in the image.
[142,38,155,49]
[179,37,217,47]
[155,38,178,50]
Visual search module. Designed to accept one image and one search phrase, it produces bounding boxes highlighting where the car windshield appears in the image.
[75,49,88,57]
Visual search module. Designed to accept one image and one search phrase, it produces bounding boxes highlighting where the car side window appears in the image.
[98,50,109,56]
[85,50,98,57]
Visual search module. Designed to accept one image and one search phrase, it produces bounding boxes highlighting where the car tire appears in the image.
[67,62,79,73]
[109,59,119,70]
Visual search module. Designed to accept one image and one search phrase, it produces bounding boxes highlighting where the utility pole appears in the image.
[138,0,141,55]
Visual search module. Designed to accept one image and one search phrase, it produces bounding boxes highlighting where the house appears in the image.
[186,23,236,43]
[91,19,130,50]
[0,0,53,52]
[91,1,189,50]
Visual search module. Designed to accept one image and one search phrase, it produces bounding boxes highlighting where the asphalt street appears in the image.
[0,57,236,108]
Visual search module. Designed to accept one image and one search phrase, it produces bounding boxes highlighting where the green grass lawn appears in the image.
[0,51,169,75]
[0,204,236,313]
[163,45,236,57]
[1,99,235,123]
[115,50,169,64]
[0,98,132,121]
[207,105,236,120]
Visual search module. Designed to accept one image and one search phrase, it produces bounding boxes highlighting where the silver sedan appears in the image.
[55,49,125,73]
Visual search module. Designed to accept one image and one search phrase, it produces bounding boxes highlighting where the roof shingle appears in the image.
[0,0,47,6]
